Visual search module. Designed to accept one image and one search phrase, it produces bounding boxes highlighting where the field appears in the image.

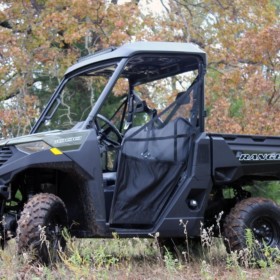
[0,232,279,280]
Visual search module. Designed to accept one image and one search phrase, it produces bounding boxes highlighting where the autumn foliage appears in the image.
[0,0,279,137]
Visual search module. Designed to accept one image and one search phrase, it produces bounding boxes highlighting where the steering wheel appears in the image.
[95,114,122,147]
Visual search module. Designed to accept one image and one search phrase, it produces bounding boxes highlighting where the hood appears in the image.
[0,130,61,146]
[0,130,90,151]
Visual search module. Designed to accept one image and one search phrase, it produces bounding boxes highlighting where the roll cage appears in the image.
[31,43,206,136]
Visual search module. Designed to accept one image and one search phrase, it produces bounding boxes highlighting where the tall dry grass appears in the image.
[0,226,280,280]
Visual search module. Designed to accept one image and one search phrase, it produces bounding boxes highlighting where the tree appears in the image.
[0,0,143,137]
[142,0,280,135]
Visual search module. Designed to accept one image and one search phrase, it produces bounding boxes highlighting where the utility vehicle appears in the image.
[0,42,279,263]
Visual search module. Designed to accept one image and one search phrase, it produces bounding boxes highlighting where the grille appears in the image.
[0,146,13,167]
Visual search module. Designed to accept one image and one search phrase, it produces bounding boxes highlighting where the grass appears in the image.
[0,232,279,280]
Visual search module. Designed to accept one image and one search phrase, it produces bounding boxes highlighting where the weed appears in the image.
[179,219,191,262]
[163,246,178,273]
[215,211,224,237]
[200,260,213,280]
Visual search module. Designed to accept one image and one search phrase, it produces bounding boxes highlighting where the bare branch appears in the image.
[160,0,170,13]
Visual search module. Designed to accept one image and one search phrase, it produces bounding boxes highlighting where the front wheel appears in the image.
[17,193,68,264]
[223,197,280,261]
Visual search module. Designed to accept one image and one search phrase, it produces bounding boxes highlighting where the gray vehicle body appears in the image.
[0,42,280,240]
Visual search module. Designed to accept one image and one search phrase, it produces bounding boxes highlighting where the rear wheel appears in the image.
[223,197,280,261]
[17,193,68,264]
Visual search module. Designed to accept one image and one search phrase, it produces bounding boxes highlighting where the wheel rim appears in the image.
[251,217,278,247]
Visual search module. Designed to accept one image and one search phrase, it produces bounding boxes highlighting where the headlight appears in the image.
[16,141,51,154]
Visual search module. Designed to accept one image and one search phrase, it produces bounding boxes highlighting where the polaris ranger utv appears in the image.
[0,42,279,263]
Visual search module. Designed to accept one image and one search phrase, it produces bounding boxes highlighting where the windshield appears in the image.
[36,65,116,133]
